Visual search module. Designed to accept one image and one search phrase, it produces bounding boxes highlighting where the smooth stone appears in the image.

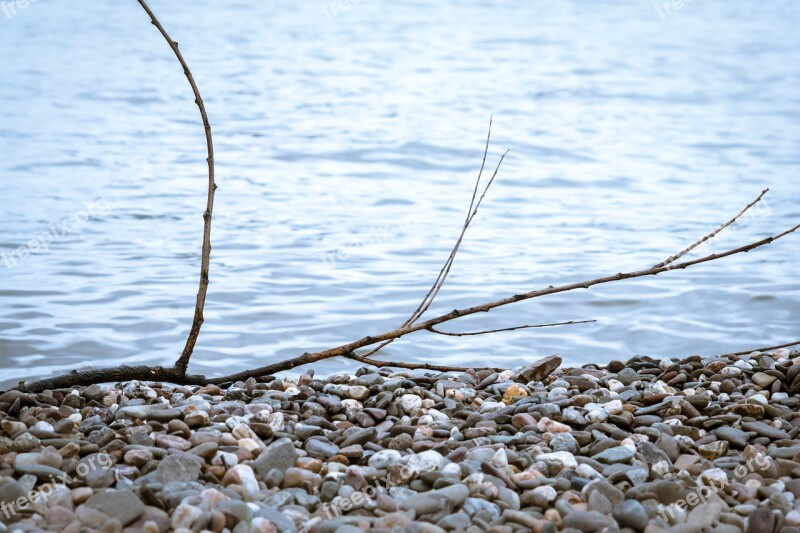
[551,433,579,454]
[687,503,723,530]
[631,480,690,505]
[13,463,68,482]
[588,490,612,514]
[593,446,635,464]
[340,427,376,448]
[745,508,775,533]
[714,427,748,448]
[562,510,616,532]
[85,490,144,526]
[613,499,649,530]
[537,451,577,469]
[515,355,562,382]
[156,455,200,484]
[617,368,638,385]
[254,437,298,476]
[741,421,790,440]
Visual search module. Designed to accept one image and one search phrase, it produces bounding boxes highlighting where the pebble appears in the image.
[613,499,649,530]
[0,348,796,532]
[84,490,145,526]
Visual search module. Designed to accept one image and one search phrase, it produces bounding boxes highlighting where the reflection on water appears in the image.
[0,1,798,387]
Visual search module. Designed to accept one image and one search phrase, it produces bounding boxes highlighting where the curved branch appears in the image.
[137,0,217,375]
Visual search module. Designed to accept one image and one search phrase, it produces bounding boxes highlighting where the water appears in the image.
[1,1,798,388]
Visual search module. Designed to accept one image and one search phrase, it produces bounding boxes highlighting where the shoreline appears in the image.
[0,348,798,532]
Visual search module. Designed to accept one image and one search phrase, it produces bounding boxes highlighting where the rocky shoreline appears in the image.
[1,348,800,532]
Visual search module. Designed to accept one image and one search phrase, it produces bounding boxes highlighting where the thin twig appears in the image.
[427,319,596,337]
[137,0,217,375]
[414,149,509,323]
[403,118,498,327]
[344,355,505,373]
[711,339,800,359]
[360,119,504,358]
[653,188,768,269]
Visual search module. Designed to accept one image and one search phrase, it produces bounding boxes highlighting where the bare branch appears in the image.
[344,354,505,373]
[403,118,500,327]
[360,120,505,358]
[413,149,509,322]
[653,188,768,269]
[427,319,596,337]
[710,339,800,359]
[19,221,798,392]
[137,0,217,375]
[212,220,799,384]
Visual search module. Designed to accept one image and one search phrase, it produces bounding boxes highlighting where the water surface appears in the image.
[1,1,798,387]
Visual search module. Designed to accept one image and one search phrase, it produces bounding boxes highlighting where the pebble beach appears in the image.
[2,348,800,533]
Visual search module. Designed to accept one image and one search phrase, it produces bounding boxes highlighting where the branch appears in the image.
[653,188,768,269]
[18,221,798,392]
[711,339,800,359]
[404,118,497,326]
[360,120,507,358]
[19,366,209,392]
[137,0,217,375]
[409,149,509,325]
[200,220,800,385]
[426,319,596,337]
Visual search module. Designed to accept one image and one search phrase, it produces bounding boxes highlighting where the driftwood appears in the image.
[136,0,217,375]
[15,2,800,393]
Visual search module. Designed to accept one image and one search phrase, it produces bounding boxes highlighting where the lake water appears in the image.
[1,1,798,388]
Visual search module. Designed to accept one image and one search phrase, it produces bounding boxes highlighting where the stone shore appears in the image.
[1,348,800,532]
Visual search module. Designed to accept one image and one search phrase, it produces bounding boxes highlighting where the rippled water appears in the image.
[1,1,798,388]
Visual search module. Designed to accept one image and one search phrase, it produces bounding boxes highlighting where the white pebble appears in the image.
[536,451,577,469]
[368,450,401,469]
[400,394,422,415]
[748,394,768,405]
[32,421,54,433]
[533,485,557,502]
[699,468,728,486]
[585,410,608,423]
[575,463,600,478]
[602,399,623,415]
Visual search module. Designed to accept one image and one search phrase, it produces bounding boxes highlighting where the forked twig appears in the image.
[360,123,511,359]
[653,188,768,269]
[404,116,495,326]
